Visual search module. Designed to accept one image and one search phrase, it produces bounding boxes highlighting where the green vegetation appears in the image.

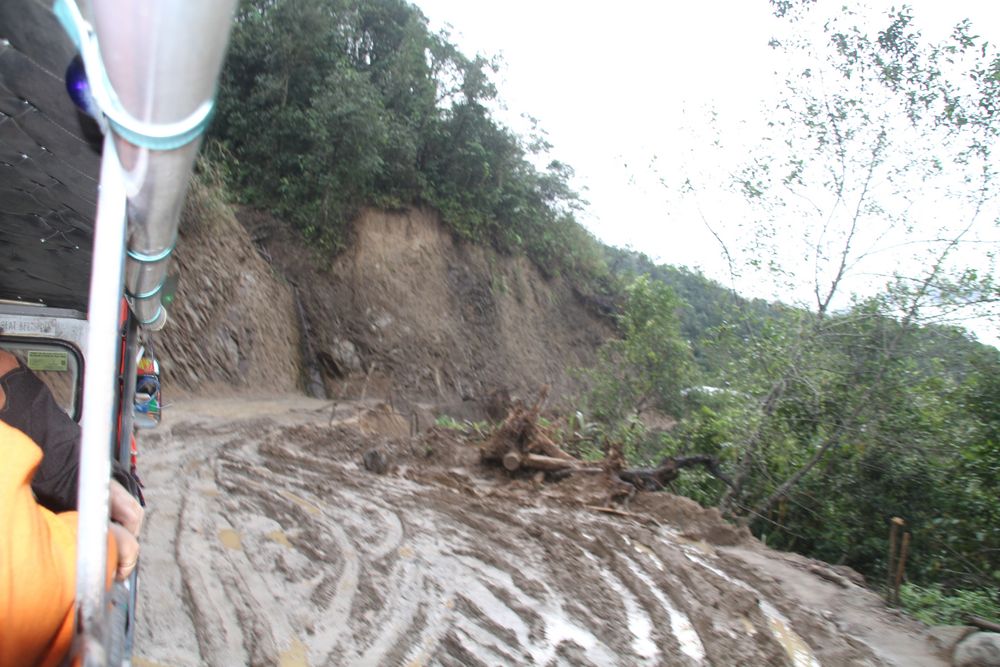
[433,415,464,430]
[210,0,999,623]
[585,1,1000,616]
[434,415,491,438]
[212,0,608,288]
[580,276,694,457]
[899,583,1000,626]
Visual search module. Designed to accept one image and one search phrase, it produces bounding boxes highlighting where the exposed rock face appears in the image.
[241,206,613,411]
[157,181,301,397]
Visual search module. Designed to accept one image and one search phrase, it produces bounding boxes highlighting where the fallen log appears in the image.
[502,451,523,471]
[480,396,733,503]
[503,452,577,472]
[618,455,734,491]
[533,431,576,460]
[480,386,577,466]
[966,615,1000,633]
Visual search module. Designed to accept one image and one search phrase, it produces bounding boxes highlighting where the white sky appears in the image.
[413,0,1000,340]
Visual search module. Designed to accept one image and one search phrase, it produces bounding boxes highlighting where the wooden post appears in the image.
[887,517,904,603]
[893,531,911,605]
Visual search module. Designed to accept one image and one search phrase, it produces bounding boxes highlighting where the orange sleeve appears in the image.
[0,421,119,667]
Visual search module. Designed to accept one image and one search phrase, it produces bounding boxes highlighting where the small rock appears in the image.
[954,631,1000,667]
[331,338,362,373]
[362,448,389,475]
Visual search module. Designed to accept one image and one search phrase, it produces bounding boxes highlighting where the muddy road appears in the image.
[132,396,945,666]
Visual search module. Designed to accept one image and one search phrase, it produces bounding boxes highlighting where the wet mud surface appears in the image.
[133,396,945,667]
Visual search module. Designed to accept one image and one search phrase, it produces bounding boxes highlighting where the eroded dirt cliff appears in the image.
[239,206,613,414]
[162,194,611,417]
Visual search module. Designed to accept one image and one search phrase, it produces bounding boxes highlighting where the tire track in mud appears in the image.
[135,407,897,666]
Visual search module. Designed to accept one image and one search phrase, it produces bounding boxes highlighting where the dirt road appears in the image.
[132,396,946,666]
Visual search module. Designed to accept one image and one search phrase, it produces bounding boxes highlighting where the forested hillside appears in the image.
[207,0,1000,626]
[212,0,607,289]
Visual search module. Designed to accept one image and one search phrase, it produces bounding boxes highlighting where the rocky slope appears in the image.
[162,183,612,417]
[157,179,301,398]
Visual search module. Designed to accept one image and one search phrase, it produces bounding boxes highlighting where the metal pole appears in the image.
[74,134,128,666]
[88,0,238,330]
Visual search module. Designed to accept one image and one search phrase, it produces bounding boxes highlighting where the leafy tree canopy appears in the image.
[212,0,607,287]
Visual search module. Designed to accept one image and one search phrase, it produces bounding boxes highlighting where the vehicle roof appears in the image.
[0,0,100,312]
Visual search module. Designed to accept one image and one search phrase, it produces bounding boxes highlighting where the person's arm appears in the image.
[0,353,81,512]
[0,421,82,667]
[0,421,130,667]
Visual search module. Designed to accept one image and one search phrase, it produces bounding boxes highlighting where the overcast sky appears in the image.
[412,0,1000,339]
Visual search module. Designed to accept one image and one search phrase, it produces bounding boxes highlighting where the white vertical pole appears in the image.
[75,134,127,665]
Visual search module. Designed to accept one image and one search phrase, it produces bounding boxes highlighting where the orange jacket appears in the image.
[0,421,117,667]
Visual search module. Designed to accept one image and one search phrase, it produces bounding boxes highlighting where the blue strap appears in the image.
[126,238,176,264]
[126,277,166,300]
[138,305,164,326]
[53,0,214,151]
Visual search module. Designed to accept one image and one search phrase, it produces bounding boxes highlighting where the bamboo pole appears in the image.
[893,531,911,605]
[886,517,904,603]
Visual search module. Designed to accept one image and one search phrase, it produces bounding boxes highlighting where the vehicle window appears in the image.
[0,340,81,421]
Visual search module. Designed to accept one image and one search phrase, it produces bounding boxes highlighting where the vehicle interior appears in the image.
[1,0,233,663]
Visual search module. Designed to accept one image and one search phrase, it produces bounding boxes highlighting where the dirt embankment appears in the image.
[239,206,613,414]
[164,193,612,416]
[157,181,301,397]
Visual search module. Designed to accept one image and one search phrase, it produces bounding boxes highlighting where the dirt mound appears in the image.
[135,397,946,667]
[157,180,301,396]
[240,206,613,411]
[357,403,412,439]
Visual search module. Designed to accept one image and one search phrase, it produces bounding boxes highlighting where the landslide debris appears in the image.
[135,396,946,667]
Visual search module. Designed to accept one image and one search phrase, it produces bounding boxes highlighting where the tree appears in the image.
[212,0,597,281]
[584,276,695,460]
[681,4,1000,521]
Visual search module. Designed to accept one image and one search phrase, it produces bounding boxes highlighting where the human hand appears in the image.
[109,522,139,581]
[110,479,144,536]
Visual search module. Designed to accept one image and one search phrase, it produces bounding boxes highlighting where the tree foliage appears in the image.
[212,0,607,286]
[687,4,1000,599]
[583,276,694,460]
[593,3,1000,604]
